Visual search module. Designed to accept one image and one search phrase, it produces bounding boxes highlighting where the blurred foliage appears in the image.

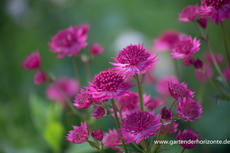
[0,0,230,153]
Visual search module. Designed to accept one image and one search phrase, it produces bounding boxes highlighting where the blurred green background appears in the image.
[1,0,230,152]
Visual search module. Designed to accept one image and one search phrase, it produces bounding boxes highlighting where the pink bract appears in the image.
[193,58,204,69]
[92,106,105,119]
[34,70,46,84]
[168,79,195,101]
[223,65,230,81]
[22,52,40,70]
[161,121,178,136]
[73,89,93,109]
[85,70,134,99]
[171,36,200,59]
[153,30,180,52]
[92,129,103,141]
[119,110,161,144]
[110,44,158,76]
[48,24,89,58]
[66,122,89,144]
[178,5,200,22]
[177,97,203,122]
[195,64,213,82]
[204,51,224,66]
[200,0,230,24]
[183,56,194,66]
[161,107,172,120]
[176,128,199,149]
[46,77,79,107]
[91,43,104,56]
[197,17,208,29]
[102,129,122,150]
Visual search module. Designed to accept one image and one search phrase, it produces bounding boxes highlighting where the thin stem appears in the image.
[143,139,150,153]
[72,56,82,87]
[193,20,205,38]
[135,73,144,111]
[111,99,128,153]
[181,148,185,153]
[117,100,123,122]
[196,83,205,104]
[220,21,230,66]
[169,99,176,109]
[84,62,91,84]
[152,124,163,152]
[100,141,104,153]
[131,142,144,153]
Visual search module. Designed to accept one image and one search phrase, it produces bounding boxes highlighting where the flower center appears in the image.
[202,0,229,10]
[107,133,120,146]
[181,102,198,117]
[171,84,189,98]
[79,93,92,105]
[73,127,87,142]
[175,40,193,54]
[117,45,150,65]
[93,70,125,92]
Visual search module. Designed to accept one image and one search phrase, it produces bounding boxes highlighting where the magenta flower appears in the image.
[46,77,79,107]
[176,128,199,149]
[48,24,89,58]
[223,65,230,81]
[66,122,89,144]
[177,97,203,122]
[161,107,172,120]
[22,52,40,70]
[92,129,103,141]
[85,70,134,99]
[204,51,224,66]
[156,76,176,96]
[178,5,200,22]
[200,0,230,24]
[119,110,161,144]
[144,97,164,110]
[73,89,94,109]
[183,57,194,66]
[197,18,208,29]
[195,64,213,82]
[171,36,200,59]
[91,43,104,56]
[153,30,180,52]
[92,106,105,119]
[110,44,158,76]
[161,121,178,136]
[34,70,46,84]
[102,129,122,150]
[168,79,195,101]
[193,58,204,69]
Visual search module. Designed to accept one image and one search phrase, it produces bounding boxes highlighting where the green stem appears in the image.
[143,139,150,153]
[100,141,104,153]
[181,148,185,153]
[135,73,144,111]
[193,20,205,38]
[84,62,91,84]
[169,99,176,109]
[152,124,163,152]
[173,58,180,79]
[111,99,128,153]
[131,142,144,153]
[117,100,123,122]
[220,21,230,66]
[196,83,205,104]
[72,56,82,87]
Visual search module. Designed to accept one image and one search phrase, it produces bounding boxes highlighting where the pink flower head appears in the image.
[176,128,199,149]
[22,52,40,70]
[34,70,46,84]
[168,79,195,101]
[66,122,89,144]
[161,107,172,120]
[85,70,134,99]
[91,129,103,141]
[103,129,122,150]
[177,97,203,122]
[193,58,204,69]
[223,65,230,81]
[161,121,178,136]
[153,30,180,52]
[200,0,230,24]
[195,64,213,82]
[178,5,200,22]
[46,77,79,106]
[171,36,200,59]
[204,51,224,66]
[73,89,94,109]
[183,57,194,66]
[144,97,164,110]
[197,17,208,29]
[156,76,176,96]
[48,24,89,58]
[119,110,161,144]
[92,106,105,119]
[110,44,158,76]
[91,43,104,56]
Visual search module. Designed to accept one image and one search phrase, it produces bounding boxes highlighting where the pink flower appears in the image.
[144,98,164,110]
[91,129,103,141]
[73,89,93,109]
[161,121,178,136]
[85,70,134,99]
[178,5,200,22]
[92,106,105,119]
[193,58,203,69]
[197,18,208,29]
[103,129,122,150]
[176,128,199,149]
[34,70,46,84]
[119,110,161,144]
[156,76,176,96]
[223,65,230,81]
[195,65,213,82]
[204,51,224,66]
[110,44,158,76]
[46,77,79,106]
[161,107,172,120]
[183,57,194,66]
[91,43,104,56]
[153,30,180,52]
[168,79,195,101]
[48,24,89,58]
[177,97,203,122]
[200,0,230,24]
[22,52,40,70]
[66,122,89,144]
[171,36,200,59]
